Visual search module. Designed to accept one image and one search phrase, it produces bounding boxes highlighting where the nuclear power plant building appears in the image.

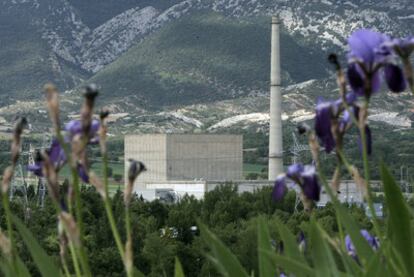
[124,134,243,192]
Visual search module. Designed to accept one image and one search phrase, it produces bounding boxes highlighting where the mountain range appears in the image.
[1,0,414,134]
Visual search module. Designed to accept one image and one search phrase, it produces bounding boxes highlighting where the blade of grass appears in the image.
[260,249,314,277]
[12,215,61,277]
[380,163,414,276]
[309,220,340,277]
[198,221,249,277]
[257,217,277,277]
[275,219,305,264]
[365,250,389,277]
[174,257,185,277]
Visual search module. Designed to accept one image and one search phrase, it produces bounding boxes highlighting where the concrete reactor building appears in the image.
[124,134,243,193]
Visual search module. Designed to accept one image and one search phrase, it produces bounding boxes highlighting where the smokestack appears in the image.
[268,16,283,180]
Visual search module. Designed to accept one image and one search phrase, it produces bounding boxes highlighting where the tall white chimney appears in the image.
[268,16,283,180]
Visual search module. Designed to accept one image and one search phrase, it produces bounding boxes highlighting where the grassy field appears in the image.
[243,163,266,175]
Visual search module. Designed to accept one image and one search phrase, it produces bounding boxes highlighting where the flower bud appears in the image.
[81,84,99,140]
[328,53,340,70]
[2,166,13,194]
[44,84,60,131]
[297,123,310,135]
[99,110,110,120]
[125,159,146,206]
[89,172,106,199]
[11,117,27,166]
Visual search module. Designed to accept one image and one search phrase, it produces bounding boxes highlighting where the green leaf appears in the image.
[198,221,249,277]
[0,260,13,277]
[260,249,314,277]
[12,215,61,277]
[309,220,340,277]
[381,163,414,275]
[175,257,185,277]
[15,257,32,277]
[275,219,306,264]
[257,217,277,277]
[365,250,389,277]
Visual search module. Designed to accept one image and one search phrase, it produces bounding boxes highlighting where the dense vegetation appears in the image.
[1,185,375,276]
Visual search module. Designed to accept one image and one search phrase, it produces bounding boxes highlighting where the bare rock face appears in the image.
[1,0,414,132]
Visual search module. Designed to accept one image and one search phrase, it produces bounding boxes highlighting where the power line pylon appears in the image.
[9,163,30,220]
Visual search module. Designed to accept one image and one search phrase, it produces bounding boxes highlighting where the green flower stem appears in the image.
[102,152,126,261]
[333,165,345,247]
[70,166,92,277]
[47,185,82,277]
[402,59,414,96]
[61,253,72,277]
[1,190,18,274]
[359,106,382,240]
[68,241,82,277]
[56,132,92,277]
[125,206,133,277]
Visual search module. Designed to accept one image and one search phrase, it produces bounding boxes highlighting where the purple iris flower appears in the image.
[65,119,100,143]
[47,139,67,169]
[286,163,304,180]
[345,229,379,258]
[347,29,390,96]
[272,164,321,202]
[28,139,67,176]
[384,64,407,93]
[301,165,321,201]
[382,37,414,58]
[347,63,382,96]
[315,100,336,153]
[345,91,358,104]
[348,29,409,96]
[348,29,389,65]
[27,162,42,177]
[272,175,287,201]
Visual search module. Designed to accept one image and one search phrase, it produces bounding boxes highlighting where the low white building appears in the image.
[136,179,369,206]
[137,180,273,202]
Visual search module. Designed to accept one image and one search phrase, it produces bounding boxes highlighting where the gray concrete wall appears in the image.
[166,134,243,181]
[124,134,167,190]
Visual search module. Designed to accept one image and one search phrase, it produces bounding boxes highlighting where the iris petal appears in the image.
[286,164,304,180]
[347,64,382,96]
[272,175,287,201]
[371,70,382,94]
[384,64,407,93]
[65,119,100,141]
[345,229,379,259]
[301,166,321,201]
[348,64,365,95]
[315,101,335,153]
[348,29,389,64]
[47,139,67,169]
[28,164,43,177]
